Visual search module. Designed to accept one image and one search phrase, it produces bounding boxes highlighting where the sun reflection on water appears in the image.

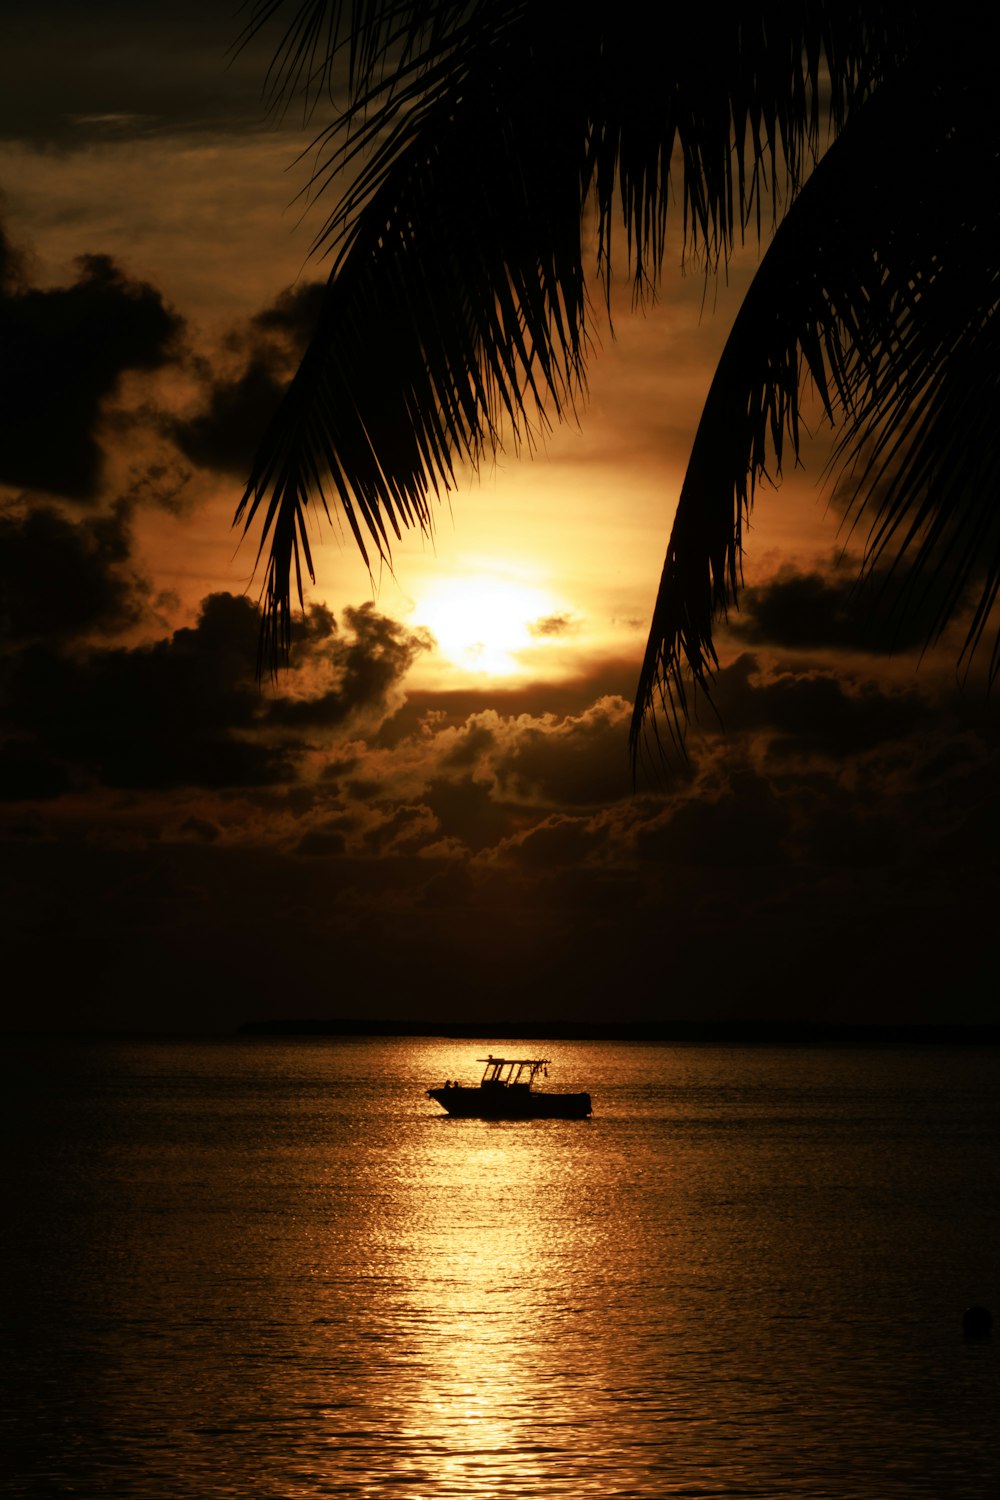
[7,1038,1000,1494]
[13,1042,999,1498]
[346,1118,628,1496]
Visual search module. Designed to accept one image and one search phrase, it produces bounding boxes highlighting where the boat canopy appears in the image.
[477,1056,550,1087]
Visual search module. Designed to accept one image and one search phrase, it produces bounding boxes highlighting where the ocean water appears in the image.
[2,1038,998,1499]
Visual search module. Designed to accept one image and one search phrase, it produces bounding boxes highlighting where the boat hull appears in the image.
[428,1087,592,1119]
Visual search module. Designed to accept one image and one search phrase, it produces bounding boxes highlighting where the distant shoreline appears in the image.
[3,1020,998,1045]
[236,1018,1000,1046]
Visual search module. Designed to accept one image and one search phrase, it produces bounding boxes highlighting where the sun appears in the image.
[411,574,569,678]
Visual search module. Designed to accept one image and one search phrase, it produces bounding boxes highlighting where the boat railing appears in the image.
[477,1056,550,1088]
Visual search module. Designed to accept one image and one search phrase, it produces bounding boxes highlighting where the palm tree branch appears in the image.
[237,4,914,673]
[631,50,1000,763]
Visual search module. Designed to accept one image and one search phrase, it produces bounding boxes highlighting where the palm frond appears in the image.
[631,44,1000,764]
[235,0,476,117]
[237,5,593,667]
[237,4,915,675]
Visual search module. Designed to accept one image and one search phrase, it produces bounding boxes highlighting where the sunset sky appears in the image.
[2,2,997,1033]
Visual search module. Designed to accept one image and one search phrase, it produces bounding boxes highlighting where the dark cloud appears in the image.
[791,800,902,869]
[0,594,424,797]
[422,775,511,853]
[923,793,1000,868]
[3,634,999,1031]
[493,695,633,806]
[361,802,441,856]
[250,282,328,346]
[0,500,147,643]
[172,282,326,476]
[824,451,1000,671]
[296,827,348,858]
[0,739,74,803]
[177,815,222,843]
[372,658,638,748]
[732,564,975,655]
[266,604,429,728]
[706,654,933,757]
[635,770,789,866]
[439,721,497,773]
[496,812,607,869]
[171,356,289,475]
[343,775,381,801]
[0,249,182,499]
[0,2,289,145]
[4,625,283,795]
[529,613,575,638]
[3,824,997,1033]
[0,223,25,291]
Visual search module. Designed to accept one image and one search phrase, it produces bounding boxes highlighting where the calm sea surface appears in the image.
[2,1038,998,1498]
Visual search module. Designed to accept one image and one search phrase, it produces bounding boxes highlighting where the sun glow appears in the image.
[411,573,572,679]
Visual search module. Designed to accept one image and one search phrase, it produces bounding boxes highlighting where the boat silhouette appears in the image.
[427,1056,592,1119]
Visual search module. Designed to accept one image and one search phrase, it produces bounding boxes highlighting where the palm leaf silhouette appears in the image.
[235,4,995,757]
[631,42,1000,756]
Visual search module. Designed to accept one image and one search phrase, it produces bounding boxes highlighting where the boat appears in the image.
[427,1055,592,1119]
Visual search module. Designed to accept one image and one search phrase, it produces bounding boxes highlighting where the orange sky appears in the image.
[0,78,837,681]
[1,3,997,1034]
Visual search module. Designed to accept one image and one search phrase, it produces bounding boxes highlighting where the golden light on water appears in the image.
[362,1093,636,1497]
[13,1042,1000,1497]
[389,1135,558,1493]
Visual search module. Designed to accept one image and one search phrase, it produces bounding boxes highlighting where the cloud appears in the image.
[171,357,289,476]
[3,605,999,1032]
[492,694,634,805]
[313,654,948,872]
[0,593,426,797]
[0,739,75,803]
[372,657,639,749]
[732,562,975,655]
[265,603,430,728]
[0,499,148,642]
[529,612,576,638]
[295,826,349,858]
[177,815,222,843]
[706,653,934,757]
[250,282,328,346]
[65,113,158,133]
[0,3,288,146]
[440,721,497,769]
[0,221,25,290]
[171,281,327,476]
[635,769,790,866]
[421,775,511,853]
[0,245,182,499]
[493,811,609,868]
